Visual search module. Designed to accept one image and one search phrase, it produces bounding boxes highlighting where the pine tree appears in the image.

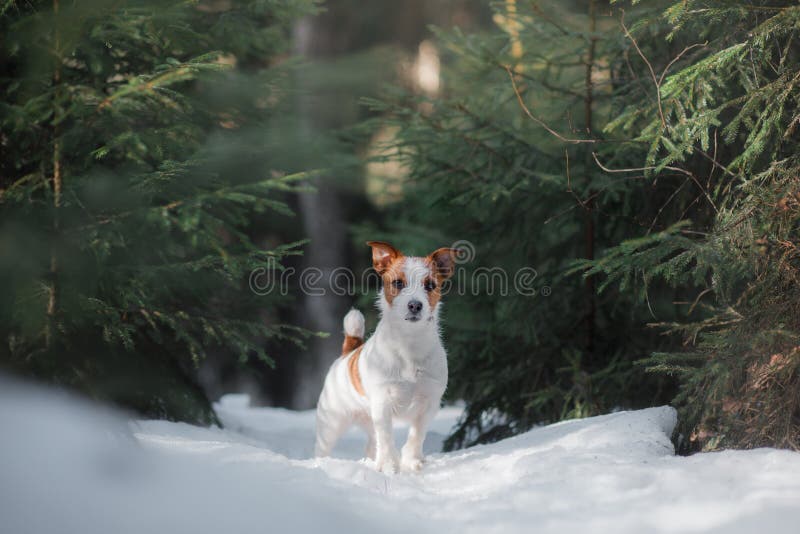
[366,0,799,453]
[0,0,320,421]
[581,0,800,451]
[362,0,681,448]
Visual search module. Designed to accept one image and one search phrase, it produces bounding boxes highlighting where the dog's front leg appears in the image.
[370,395,399,473]
[401,401,437,471]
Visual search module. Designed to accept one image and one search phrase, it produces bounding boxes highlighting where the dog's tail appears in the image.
[341,308,365,356]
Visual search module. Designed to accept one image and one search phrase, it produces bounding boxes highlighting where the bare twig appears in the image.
[531,2,571,36]
[506,67,597,144]
[592,152,718,213]
[688,288,714,315]
[621,11,707,130]
[659,42,708,86]
[697,147,741,180]
[649,177,690,234]
[620,12,666,129]
[502,63,585,99]
[564,148,588,209]
[708,129,718,188]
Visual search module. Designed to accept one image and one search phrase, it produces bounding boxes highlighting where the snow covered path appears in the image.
[2,378,800,533]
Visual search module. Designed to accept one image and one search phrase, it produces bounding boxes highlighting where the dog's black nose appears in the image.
[407,300,423,314]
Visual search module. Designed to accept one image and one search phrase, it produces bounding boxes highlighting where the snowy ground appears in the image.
[2,377,799,533]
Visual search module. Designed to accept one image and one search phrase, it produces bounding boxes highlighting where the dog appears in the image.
[314,241,457,473]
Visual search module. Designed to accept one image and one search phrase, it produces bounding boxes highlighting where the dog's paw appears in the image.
[401,456,423,472]
[400,442,425,472]
[375,451,400,474]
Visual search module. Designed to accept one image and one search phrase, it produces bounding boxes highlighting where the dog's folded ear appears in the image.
[428,248,458,280]
[366,241,401,275]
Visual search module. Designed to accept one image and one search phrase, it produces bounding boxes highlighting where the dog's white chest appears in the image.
[371,344,447,414]
[384,343,446,381]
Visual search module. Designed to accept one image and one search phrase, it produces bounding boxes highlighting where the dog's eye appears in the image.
[424,279,437,292]
[391,279,405,290]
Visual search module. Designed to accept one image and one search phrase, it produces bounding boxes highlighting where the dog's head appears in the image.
[367,241,457,325]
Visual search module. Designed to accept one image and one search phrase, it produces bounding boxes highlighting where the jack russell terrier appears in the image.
[314,241,457,473]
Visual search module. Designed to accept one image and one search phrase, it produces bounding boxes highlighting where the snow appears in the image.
[1,376,799,534]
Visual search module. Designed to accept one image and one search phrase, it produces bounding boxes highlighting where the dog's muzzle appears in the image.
[405,299,423,322]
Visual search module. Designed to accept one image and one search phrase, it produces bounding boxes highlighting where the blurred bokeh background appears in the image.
[1,0,500,425]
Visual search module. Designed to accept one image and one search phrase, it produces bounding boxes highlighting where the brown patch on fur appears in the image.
[367,241,402,275]
[341,335,363,356]
[367,241,408,307]
[424,248,457,312]
[381,258,407,306]
[423,274,442,311]
[347,345,366,396]
[427,248,458,280]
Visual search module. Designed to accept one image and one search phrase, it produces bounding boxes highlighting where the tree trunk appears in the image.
[583,0,597,359]
[47,0,62,348]
[290,16,349,409]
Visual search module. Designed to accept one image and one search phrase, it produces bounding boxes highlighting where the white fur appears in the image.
[342,308,365,338]
[314,257,448,473]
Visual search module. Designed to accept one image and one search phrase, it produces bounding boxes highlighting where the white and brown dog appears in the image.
[314,241,457,473]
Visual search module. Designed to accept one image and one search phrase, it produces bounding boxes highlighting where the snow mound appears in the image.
[2,377,799,534]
